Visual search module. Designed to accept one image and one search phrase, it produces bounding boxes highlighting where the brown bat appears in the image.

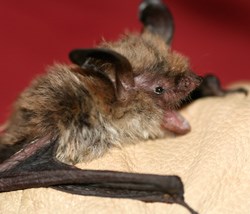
[0,0,247,214]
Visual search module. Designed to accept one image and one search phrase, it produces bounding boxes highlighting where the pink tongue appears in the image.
[162,111,191,135]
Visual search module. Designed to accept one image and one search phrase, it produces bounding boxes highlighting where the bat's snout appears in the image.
[176,74,202,92]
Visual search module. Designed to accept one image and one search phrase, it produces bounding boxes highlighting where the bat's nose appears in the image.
[177,74,202,91]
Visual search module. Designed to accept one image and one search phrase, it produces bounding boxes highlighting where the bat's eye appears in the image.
[154,86,165,95]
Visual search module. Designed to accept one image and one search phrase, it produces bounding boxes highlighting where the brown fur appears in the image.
[0,32,199,164]
[101,33,190,75]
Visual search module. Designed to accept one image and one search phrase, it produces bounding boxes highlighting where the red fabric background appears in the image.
[0,0,250,123]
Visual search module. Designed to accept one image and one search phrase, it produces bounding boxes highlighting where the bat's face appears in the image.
[99,32,201,135]
[133,69,201,135]
[102,33,202,103]
[134,71,202,109]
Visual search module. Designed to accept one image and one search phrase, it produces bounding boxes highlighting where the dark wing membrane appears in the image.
[0,135,198,213]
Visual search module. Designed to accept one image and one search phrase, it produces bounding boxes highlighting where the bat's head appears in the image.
[69,0,202,136]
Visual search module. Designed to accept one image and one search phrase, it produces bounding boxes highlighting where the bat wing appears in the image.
[0,135,198,214]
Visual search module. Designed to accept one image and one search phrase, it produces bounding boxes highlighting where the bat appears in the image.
[0,0,247,214]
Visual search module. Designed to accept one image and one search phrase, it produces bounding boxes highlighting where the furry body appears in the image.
[0,33,200,164]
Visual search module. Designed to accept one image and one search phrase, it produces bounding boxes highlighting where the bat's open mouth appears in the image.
[162,110,190,135]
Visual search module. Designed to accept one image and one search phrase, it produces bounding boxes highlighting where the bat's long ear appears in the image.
[139,0,174,45]
[69,48,135,101]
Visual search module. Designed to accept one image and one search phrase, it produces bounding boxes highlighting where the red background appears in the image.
[0,0,250,123]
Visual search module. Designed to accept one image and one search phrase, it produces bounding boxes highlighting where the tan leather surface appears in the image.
[0,83,250,214]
